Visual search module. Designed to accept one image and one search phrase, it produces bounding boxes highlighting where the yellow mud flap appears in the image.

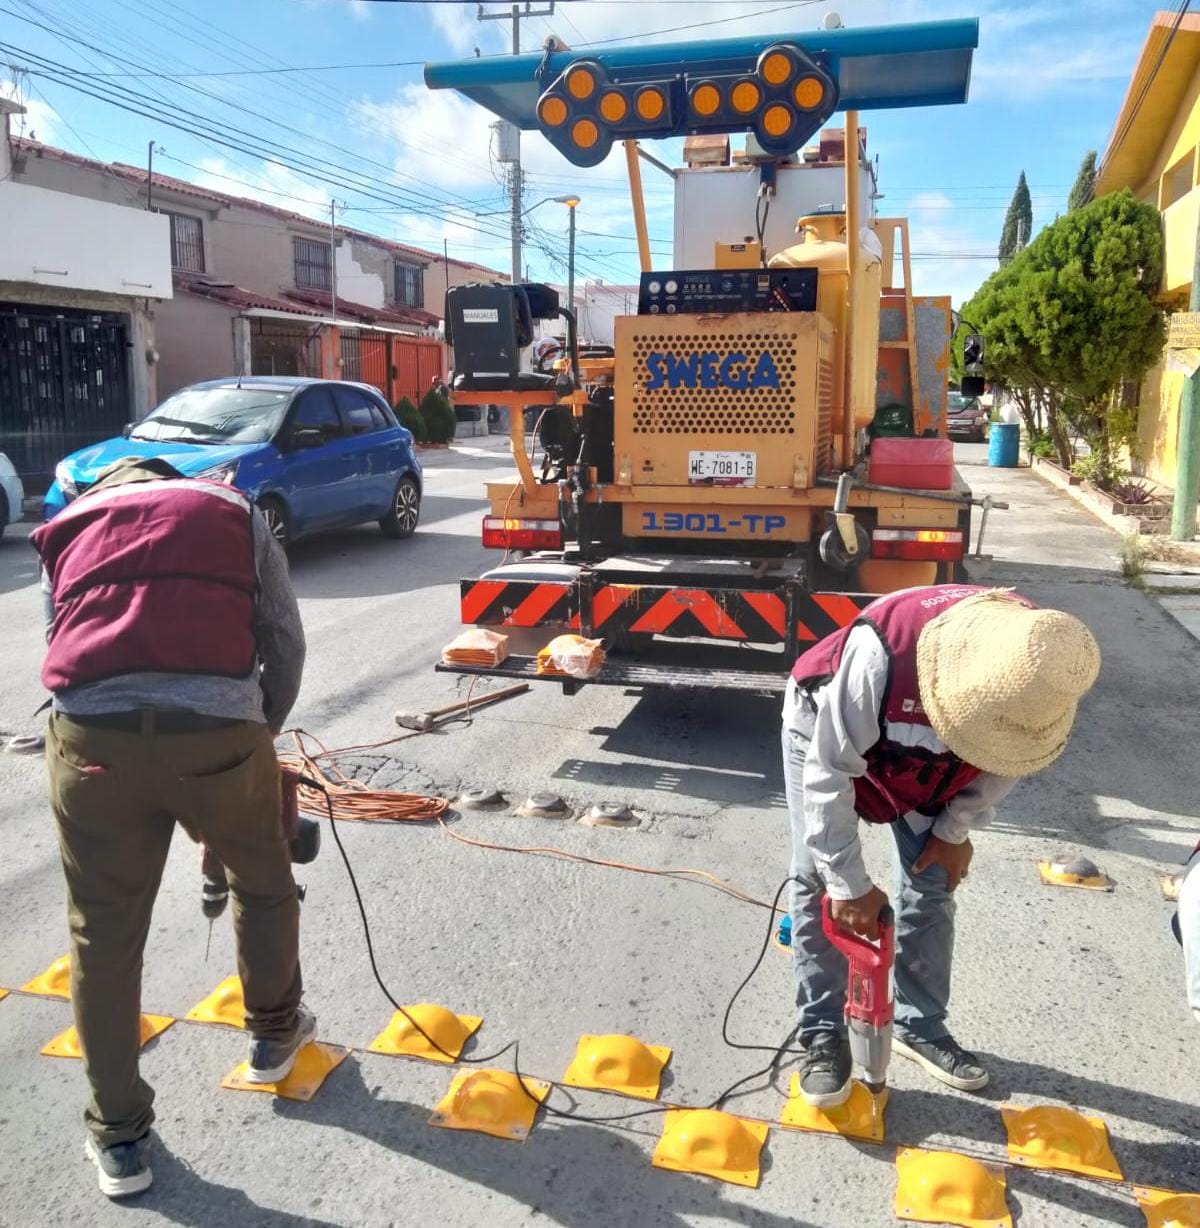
[780,1074,886,1142]
[651,1108,768,1188]
[429,1068,550,1142]
[21,955,71,999]
[42,1014,174,1059]
[1001,1105,1123,1180]
[222,1043,350,1101]
[894,1147,1011,1228]
[562,1033,671,1100]
[1136,1185,1200,1227]
[185,975,246,1028]
[367,1003,483,1063]
[1037,859,1112,891]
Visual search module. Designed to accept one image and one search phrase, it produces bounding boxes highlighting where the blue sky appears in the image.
[0,0,1166,305]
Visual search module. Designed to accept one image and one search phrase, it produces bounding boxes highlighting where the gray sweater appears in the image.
[45,509,306,732]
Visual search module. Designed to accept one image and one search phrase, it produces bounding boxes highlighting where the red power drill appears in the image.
[821,896,895,1096]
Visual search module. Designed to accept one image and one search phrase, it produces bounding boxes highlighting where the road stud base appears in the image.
[651,1108,768,1188]
[895,1147,1011,1228]
[429,1068,549,1142]
[185,975,246,1028]
[222,1043,349,1101]
[562,1033,671,1100]
[1001,1104,1122,1180]
[1136,1186,1200,1227]
[1037,859,1112,891]
[41,1014,174,1059]
[780,1074,886,1142]
[367,1003,482,1063]
[21,954,71,999]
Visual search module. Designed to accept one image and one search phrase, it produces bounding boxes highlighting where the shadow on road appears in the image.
[275,1058,816,1228]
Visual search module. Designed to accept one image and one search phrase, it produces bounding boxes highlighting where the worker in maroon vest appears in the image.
[33,457,310,1200]
[783,584,1100,1108]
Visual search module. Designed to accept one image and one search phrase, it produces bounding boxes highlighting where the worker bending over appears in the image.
[782,585,1099,1106]
[33,457,311,1199]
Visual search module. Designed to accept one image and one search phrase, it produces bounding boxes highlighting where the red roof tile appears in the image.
[283,287,438,328]
[174,274,323,316]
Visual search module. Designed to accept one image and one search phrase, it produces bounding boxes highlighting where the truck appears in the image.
[424,17,989,696]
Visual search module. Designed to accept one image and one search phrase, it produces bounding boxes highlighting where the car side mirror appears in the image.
[291,428,324,450]
[121,423,134,438]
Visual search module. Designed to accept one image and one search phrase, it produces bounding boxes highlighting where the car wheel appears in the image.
[258,496,290,548]
[380,475,420,539]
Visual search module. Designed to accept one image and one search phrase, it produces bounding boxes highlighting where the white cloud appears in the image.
[348,0,371,20]
[186,156,334,221]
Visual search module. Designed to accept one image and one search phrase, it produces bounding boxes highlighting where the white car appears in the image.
[0,453,24,538]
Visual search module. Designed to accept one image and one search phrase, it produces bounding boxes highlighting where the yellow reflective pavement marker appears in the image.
[1136,1186,1200,1227]
[651,1108,768,1188]
[429,1068,550,1142]
[1001,1104,1123,1180]
[0,988,8,1003]
[185,975,246,1028]
[368,1003,482,1063]
[894,1147,1011,1228]
[222,1043,349,1102]
[562,1033,671,1100]
[780,1074,886,1142]
[42,1013,174,1059]
[1037,859,1112,891]
[21,954,71,999]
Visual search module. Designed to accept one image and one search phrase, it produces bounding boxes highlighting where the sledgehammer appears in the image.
[395,682,529,731]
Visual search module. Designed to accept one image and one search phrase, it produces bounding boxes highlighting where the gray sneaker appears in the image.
[894,1034,989,1091]
[245,1003,317,1084]
[798,1031,852,1108]
[84,1133,152,1198]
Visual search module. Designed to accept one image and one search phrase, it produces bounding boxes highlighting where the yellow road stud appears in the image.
[1161,875,1181,902]
[41,1014,174,1059]
[780,1074,887,1142]
[0,988,8,1003]
[21,954,71,999]
[429,1068,549,1142]
[1001,1104,1122,1180]
[1136,1186,1200,1227]
[562,1033,671,1100]
[222,1043,349,1101]
[894,1147,1011,1228]
[1037,858,1112,891]
[367,1003,482,1063]
[185,975,246,1028]
[651,1108,768,1188]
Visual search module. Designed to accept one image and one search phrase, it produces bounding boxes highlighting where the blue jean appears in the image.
[782,704,956,1043]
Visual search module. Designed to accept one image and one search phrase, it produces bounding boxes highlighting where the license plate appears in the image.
[687,450,756,486]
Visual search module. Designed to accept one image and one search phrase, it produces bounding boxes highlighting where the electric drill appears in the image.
[821,896,895,1095]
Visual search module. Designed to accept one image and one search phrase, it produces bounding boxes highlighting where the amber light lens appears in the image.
[794,77,825,109]
[762,104,794,137]
[636,87,665,121]
[572,118,600,149]
[599,91,628,123]
[539,96,568,127]
[567,68,596,100]
[691,83,721,117]
[730,80,761,114]
[762,52,793,85]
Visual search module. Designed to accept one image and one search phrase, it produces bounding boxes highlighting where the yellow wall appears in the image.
[1137,358,1182,487]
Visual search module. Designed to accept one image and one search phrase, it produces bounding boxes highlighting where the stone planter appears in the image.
[1029,455,1079,488]
[1079,482,1172,535]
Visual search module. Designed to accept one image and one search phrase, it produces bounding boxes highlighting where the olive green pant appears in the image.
[47,712,302,1147]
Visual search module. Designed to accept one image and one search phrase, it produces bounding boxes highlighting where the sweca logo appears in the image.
[644,351,781,392]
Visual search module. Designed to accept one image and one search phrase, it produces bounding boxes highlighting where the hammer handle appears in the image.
[423,683,529,720]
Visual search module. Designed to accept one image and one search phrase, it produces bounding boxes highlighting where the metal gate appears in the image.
[0,303,132,486]
[249,320,321,379]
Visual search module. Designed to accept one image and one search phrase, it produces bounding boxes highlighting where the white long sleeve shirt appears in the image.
[784,624,1016,900]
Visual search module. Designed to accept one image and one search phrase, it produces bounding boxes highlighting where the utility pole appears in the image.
[329,199,339,325]
[146,140,159,211]
[565,196,577,317]
[478,1,554,283]
[1172,217,1200,540]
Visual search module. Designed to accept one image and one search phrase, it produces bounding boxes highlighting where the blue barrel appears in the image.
[988,421,1020,467]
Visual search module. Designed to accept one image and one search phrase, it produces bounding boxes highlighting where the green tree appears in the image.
[393,395,426,442]
[419,387,457,444]
[998,171,1033,264]
[1068,150,1097,212]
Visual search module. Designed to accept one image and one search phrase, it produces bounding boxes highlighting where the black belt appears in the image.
[59,710,248,734]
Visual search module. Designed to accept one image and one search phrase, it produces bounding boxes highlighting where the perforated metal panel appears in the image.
[817,357,834,474]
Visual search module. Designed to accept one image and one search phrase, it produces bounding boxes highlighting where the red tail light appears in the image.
[870,528,964,561]
[481,516,563,550]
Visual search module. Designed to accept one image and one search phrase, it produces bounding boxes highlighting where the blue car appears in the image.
[45,377,423,546]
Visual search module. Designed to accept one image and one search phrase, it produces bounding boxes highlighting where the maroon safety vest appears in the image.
[33,478,258,692]
[791,585,1032,824]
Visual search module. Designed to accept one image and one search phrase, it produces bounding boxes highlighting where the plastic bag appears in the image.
[546,633,605,680]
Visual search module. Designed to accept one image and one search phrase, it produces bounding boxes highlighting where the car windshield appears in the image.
[947,394,975,413]
[130,387,292,445]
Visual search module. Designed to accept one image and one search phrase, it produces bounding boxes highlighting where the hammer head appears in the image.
[395,712,434,732]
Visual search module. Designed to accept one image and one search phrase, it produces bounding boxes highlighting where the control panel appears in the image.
[637,267,818,316]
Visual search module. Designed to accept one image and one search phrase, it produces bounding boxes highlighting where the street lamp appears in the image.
[525,194,581,315]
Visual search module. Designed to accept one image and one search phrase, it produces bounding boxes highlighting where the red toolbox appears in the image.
[868,437,954,490]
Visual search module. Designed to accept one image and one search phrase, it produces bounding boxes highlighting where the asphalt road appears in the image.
[0,440,1197,1227]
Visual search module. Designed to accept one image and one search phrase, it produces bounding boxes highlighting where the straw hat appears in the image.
[915,590,1100,778]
